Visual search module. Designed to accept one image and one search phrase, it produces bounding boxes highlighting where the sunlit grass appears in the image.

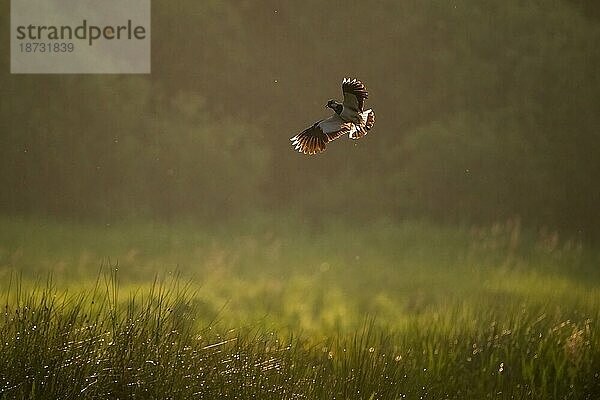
[1,215,599,398]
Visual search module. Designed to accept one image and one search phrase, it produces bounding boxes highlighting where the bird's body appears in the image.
[290,78,375,155]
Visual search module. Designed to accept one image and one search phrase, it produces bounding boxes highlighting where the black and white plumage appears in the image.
[290,78,375,155]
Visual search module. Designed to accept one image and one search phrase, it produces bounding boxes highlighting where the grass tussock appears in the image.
[1,275,599,398]
[1,216,600,398]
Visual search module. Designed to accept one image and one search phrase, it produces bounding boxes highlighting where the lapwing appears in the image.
[290,78,375,155]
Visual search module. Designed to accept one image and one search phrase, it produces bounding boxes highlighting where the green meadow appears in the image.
[1,216,599,399]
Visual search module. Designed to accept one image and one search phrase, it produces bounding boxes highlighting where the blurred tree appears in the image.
[0,0,598,236]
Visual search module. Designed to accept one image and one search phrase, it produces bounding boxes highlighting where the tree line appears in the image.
[1,0,598,236]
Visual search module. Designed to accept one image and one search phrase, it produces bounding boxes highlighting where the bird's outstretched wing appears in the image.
[342,78,369,113]
[290,114,353,155]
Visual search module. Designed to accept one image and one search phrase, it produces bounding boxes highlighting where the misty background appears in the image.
[1,0,599,237]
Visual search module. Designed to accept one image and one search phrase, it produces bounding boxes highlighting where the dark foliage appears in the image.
[1,0,599,236]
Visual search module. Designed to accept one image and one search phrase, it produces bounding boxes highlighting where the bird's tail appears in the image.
[349,109,375,140]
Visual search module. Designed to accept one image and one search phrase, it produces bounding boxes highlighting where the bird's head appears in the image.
[326,99,338,108]
[326,99,343,114]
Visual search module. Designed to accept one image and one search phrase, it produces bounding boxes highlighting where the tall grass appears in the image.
[1,216,599,398]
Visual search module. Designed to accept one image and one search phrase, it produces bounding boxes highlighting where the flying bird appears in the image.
[290,78,375,155]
